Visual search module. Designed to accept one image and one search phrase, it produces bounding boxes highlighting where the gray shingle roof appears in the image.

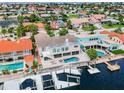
[35,33,76,48]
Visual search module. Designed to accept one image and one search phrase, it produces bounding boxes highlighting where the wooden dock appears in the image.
[104,62,120,71]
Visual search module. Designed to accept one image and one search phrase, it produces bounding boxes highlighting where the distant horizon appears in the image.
[0,2,123,4]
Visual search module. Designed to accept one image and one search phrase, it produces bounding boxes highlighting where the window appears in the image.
[112,47,117,50]
[74,45,78,48]
[42,48,45,51]
[44,57,51,61]
[53,49,56,53]
[61,47,65,51]
[72,51,79,55]
[54,54,62,58]
[65,47,69,51]
[57,48,60,52]
[63,52,71,56]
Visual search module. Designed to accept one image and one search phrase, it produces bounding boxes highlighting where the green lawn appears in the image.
[82,25,98,31]
[102,24,124,29]
[111,49,124,55]
[67,14,79,18]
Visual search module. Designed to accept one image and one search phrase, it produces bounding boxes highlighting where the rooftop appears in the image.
[70,18,90,25]
[100,31,124,42]
[35,32,76,48]
[0,39,32,53]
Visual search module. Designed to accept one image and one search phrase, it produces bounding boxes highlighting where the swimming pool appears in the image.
[64,57,79,63]
[96,51,106,57]
[0,62,24,72]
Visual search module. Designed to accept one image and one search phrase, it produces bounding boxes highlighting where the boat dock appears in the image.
[87,65,100,74]
[51,71,79,89]
[104,62,120,71]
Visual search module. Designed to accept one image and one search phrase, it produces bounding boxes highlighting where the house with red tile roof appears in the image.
[90,14,106,23]
[0,38,34,72]
[100,31,124,44]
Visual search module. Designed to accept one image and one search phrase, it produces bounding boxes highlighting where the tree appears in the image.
[45,23,51,31]
[114,27,123,34]
[32,60,38,69]
[59,28,68,36]
[50,15,58,21]
[118,14,124,24]
[67,20,72,29]
[60,12,68,22]
[8,27,15,33]
[1,28,7,36]
[30,14,36,22]
[3,14,8,20]
[30,14,41,22]
[17,15,24,24]
[25,24,38,35]
[86,48,97,60]
[16,25,26,38]
[107,21,112,26]
[47,30,55,37]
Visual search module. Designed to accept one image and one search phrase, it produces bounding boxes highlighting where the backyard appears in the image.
[67,14,79,18]
[102,24,124,29]
[111,49,124,55]
[82,24,98,31]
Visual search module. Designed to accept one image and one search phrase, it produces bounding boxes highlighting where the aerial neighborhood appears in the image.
[0,2,124,90]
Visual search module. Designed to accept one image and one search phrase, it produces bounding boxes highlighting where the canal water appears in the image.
[63,58,124,90]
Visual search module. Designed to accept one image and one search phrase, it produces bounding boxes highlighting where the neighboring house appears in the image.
[27,5,36,12]
[0,39,34,72]
[70,18,90,28]
[101,18,120,24]
[90,14,106,23]
[0,18,18,28]
[76,33,120,51]
[100,31,124,45]
[78,10,88,17]
[50,20,66,29]
[35,32,89,68]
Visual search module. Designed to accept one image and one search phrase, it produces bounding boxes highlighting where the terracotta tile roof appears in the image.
[24,55,34,62]
[23,22,45,28]
[0,39,32,53]
[50,21,59,29]
[100,31,124,42]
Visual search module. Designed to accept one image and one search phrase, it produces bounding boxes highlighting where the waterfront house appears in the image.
[76,33,120,51]
[100,31,124,45]
[0,38,33,72]
[35,32,90,68]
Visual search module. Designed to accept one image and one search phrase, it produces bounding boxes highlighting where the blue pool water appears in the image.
[97,51,106,57]
[64,57,79,63]
[0,62,24,71]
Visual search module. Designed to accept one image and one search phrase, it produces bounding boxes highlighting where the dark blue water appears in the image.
[20,79,37,90]
[65,58,124,90]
